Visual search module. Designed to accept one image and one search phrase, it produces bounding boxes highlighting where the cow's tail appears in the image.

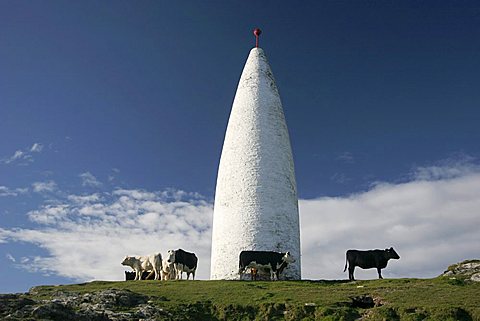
[343,253,348,272]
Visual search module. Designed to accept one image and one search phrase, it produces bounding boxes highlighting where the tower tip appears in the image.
[253,28,262,48]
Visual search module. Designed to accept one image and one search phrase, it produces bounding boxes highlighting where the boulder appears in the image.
[442,259,480,282]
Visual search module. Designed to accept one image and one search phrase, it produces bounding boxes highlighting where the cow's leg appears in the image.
[186,272,190,280]
[377,268,383,279]
[348,266,355,281]
[146,270,155,280]
[176,264,182,280]
[135,269,142,280]
[239,267,244,276]
[192,270,195,280]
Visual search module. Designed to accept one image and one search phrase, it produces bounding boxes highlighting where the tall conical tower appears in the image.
[210,30,301,280]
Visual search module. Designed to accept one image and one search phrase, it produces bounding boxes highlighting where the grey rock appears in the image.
[1,288,154,321]
[0,294,36,319]
[442,259,480,282]
[471,272,480,282]
[31,302,77,320]
[80,289,147,308]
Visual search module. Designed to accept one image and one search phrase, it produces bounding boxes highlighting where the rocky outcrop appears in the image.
[0,289,170,321]
[0,294,36,320]
[442,259,480,282]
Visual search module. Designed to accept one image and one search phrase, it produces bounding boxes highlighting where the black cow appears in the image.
[125,271,154,281]
[166,249,198,280]
[239,251,295,281]
[344,247,400,281]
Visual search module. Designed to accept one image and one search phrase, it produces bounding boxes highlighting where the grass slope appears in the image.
[30,277,480,320]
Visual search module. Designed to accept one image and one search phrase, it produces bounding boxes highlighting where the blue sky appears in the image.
[1,1,480,293]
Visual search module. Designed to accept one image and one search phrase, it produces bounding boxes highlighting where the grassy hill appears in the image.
[12,276,479,321]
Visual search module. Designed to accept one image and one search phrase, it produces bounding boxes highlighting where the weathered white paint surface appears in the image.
[210,47,301,280]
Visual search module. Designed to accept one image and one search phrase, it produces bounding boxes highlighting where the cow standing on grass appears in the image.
[167,249,198,280]
[161,257,176,280]
[239,251,295,281]
[344,247,400,281]
[121,253,162,280]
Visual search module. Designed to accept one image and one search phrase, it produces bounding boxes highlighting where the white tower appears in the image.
[210,30,301,280]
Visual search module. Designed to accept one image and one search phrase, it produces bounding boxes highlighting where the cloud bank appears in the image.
[1,189,213,281]
[1,162,479,282]
[301,171,480,280]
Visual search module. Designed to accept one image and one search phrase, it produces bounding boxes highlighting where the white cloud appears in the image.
[28,205,70,225]
[0,189,213,281]
[32,181,57,193]
[6,253,16,263]
[79,172,102,188]
[300,172,480,280]
[67,194,102,204]
[30,143,44,153]
[0,186,28,197]
[337,152,355,164]
[108,168,121,182]
[0,186,19,197]
[1,161,479,283]
[3,150,25,164]
[1,143,44,165]
[330,172,351,184]
[412,153,479,181]
[113,189,156,200]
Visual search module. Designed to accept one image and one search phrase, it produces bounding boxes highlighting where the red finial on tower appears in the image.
[253,28,262,48]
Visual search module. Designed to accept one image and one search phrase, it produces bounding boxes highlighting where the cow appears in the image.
[125,271,154,281]
[121,253,162,280]
[343,247,400,281]
[161,257,176,280]
[166,249,198,280]
[238,251,295,281]
[250,267,258,281]
[247,265,272,281]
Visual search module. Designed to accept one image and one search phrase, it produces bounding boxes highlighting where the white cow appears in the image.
[161,257,176,280]
[121,253,162,280]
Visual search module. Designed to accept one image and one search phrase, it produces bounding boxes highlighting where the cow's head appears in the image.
[121,256,132,266]
[385,247,400,259]
[166,250,176,264]
[282,251,296,264]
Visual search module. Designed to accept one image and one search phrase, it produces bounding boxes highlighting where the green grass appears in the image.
[29,277,480,320]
